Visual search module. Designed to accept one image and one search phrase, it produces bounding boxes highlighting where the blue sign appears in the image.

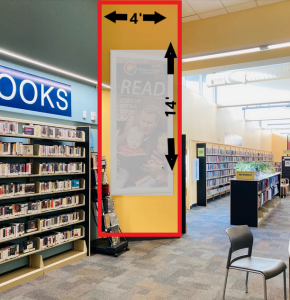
[0,65,71,117]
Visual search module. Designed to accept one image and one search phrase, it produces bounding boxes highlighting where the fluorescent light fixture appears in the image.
[0,48,110,89]
[268,42,290,50]
[183,41,290,63]
[183,48,260,63]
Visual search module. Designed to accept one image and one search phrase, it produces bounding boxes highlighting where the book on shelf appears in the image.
[23,239,36,254]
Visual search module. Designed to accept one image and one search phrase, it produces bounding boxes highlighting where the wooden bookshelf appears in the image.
[231,173,281,227]
[196,142,274,206]
[0,117,91,293]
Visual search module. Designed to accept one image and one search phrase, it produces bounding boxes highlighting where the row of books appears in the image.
[36,162,83,174]
[39,211,80,230]
[22,125,84,140]
[0,183,35,197]
[206,163,237,171]
[206,156,258,163]
[0,121,85,141]
[0,142,32,156]
[0,211,81,241]
[91,155,106,169]
[206,148,274,157]
[0,244,19,262]
[0,194,82,219]
[0,163,32,176]
[39,227,82,250]
[206,176,233,188]
[35,145,84,157]
[207,185,230,197]
[258,175,279,192]
[0,227,83,262]
[206,169,235,179]
[38,179,81,193]
[258,187,279,207]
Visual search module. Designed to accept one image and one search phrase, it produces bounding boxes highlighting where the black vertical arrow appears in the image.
[105,11,127,23]
[143,12,166,24]
[165,138,178,171]
[164,43,177,75]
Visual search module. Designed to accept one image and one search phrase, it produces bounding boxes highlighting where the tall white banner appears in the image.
[110,51,173,195]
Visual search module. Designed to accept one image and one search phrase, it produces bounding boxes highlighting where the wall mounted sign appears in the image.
[0,65,71,117]
[197,148,204,157]
[283,150,290,154]
[236,171,255,180]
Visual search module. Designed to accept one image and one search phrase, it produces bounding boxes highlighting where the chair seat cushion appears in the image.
[231,256,286,279]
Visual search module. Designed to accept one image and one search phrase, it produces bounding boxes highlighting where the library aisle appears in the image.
[1,195,289,300]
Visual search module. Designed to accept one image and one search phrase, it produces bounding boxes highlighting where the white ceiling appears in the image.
[182,0,286,23]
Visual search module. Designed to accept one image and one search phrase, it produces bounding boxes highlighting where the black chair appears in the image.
[223,225,287,300]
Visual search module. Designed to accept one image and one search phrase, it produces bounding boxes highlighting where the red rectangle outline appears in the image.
[98,1,182,237]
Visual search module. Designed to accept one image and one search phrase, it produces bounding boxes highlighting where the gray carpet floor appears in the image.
[1,195,290,300]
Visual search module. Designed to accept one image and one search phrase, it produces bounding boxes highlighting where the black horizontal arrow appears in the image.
[165,138,178,171]
[105,11,127,23]
[164,43,177,75]
[143,12,166,24]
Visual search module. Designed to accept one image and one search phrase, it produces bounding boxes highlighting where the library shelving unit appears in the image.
[196,142,273,206]
[230,173,281,227]
[0,117,91,293]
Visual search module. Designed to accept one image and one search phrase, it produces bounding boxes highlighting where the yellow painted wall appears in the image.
[272,134,287,163]
[182,1,290,72]
[101,4,179,233]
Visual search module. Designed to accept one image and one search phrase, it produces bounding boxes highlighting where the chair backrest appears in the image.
[226,225,253,253]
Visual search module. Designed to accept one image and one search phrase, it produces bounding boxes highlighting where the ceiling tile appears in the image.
[182,0,196,17]
[186,0,224,13]
[226,1,257,12]
[221,0,253,7]
[256,0,285,6]
[199,8,228,19]
[182,15,201,22]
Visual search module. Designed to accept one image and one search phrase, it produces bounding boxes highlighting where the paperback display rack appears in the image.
[196,142,274,206]
[91,155,129,257]
[0,117,91,293]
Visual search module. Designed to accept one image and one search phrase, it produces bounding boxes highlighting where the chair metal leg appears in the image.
[222,269,229,300]
[283,270,287,300]
[264,277,267,300]
[246,272,249,293]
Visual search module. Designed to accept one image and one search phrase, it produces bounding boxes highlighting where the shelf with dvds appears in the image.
[0,117,91,293]
[230,172,281,227]
[90,154,129,257]
[196,142,274,206]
